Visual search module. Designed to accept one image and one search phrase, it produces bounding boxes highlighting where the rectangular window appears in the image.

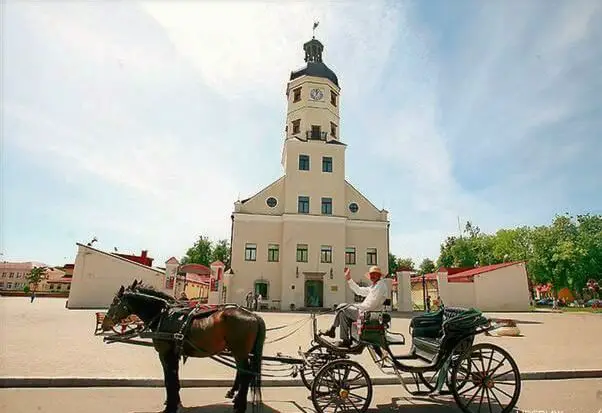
[345,247,356,265]
[298,154,309,170]
[330,122,337,138]
[322,156,332,173]
[296,244,308,262]
[255,282,269,300]
[367,248,377,265]
[298,196,309,214]
[331,90,337,106]
[311,125,322,139]
[267,244,280,262]
[320,245,332,263]
[293,87,301,102]
[321,197,332,215]
[244,243,257,261]
[292,119,301,134]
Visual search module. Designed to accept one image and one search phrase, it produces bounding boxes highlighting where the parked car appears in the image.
[585,299,601,308]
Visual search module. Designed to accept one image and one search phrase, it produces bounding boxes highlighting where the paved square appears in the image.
[1,297,601,381]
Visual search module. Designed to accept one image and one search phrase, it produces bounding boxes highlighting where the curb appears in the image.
[2,370,601,388]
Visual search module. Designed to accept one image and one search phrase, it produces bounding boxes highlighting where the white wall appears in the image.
[67,244,167,309]
[474,263,530,311]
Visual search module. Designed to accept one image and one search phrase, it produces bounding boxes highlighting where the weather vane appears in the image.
[312,20,319,38]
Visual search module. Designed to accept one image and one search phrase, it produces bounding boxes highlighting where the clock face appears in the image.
[310,88,324,101]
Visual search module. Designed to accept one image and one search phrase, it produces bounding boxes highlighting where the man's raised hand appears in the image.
[344,267,351,281]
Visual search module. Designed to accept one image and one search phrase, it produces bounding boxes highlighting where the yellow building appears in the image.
[226,36,389,310]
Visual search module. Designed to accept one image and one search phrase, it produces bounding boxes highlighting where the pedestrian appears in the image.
[30,291,36,303]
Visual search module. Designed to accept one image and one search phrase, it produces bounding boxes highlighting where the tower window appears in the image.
[320,245,332,263]
[321,197,332,215]
[311,125,323,140]
[367,248,377,265]
[293,87,301,102]
[298,154,309,171]
[245,243,257,261]
[345,247,356,265]
[292,119,301,135]
[298,196,309,214]
[322,156,332,173]
[330,122,337,138]
[331,90,337,106]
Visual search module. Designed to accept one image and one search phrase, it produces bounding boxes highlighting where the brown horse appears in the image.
[101,280,265,413]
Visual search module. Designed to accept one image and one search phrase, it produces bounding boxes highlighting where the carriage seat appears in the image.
[411,307,483,361]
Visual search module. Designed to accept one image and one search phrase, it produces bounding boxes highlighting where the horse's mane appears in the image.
[131,283,177,303]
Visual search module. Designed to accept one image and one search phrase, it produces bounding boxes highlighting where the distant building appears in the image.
[225,36,389,310]
[410,262,531,312]
[67,243,170,309]
[0,261,72,295]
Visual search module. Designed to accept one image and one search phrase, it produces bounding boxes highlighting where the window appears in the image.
[268,244,279,262]
[322,156,332,172]
[345,247,356,265]
[293,87,301,102]
[296,244,308,262]
[298,154,309,170]
[292,119,301,134]
[9,273,14,278]
[266,197,277,208]
[245,243,257,261]
[311,125,322,139]
[298,196,309,214]
[349,202,359,213]
[321,245,332,263]
[254,281,269,300]
[367,248,377,265]
[321,197,332,215]
[331,90,337,106]
[330,122,337,138]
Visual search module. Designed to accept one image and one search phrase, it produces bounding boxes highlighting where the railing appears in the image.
[306,131,328,140]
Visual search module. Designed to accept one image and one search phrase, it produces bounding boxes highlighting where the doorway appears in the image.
[305,280,324,308]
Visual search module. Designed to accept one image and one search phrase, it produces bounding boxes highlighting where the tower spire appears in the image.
[312,20,319,39]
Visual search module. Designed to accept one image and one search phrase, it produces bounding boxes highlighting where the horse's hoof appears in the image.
[225,390,235,399]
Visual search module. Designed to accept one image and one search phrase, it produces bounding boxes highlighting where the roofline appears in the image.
[237,176,285,204]
[75,243,164,275]
[345,179,387,213]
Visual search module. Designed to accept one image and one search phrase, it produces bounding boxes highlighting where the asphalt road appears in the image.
[1,379,600,413]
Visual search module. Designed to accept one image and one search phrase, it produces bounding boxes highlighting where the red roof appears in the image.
[211,260,225,267]
[447,261,523,281]
[179,263,211,276]
[185,273,210,285]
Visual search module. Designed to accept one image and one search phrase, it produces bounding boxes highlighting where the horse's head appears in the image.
[102,279,140,331]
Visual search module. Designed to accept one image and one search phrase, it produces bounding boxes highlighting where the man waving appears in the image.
[320,266,390,347]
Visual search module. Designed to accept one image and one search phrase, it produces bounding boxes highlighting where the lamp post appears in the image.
[422,272,426,312]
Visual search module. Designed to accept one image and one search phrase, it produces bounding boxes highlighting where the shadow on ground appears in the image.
[132,402,290,413]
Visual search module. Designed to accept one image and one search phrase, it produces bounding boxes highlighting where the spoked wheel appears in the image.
[450,343,521,413]
[300,344,345,390]
[311,359,373,413]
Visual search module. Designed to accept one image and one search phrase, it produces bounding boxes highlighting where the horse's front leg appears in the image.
[160,350,182,413]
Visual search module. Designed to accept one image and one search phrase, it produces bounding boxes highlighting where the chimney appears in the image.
[141,250,148,258]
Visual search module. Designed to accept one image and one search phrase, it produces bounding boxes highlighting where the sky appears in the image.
[2,0,601,267]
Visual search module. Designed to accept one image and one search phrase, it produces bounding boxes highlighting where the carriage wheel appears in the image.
[311,359,372,413]
[450,343,521,413]
[300,344,344,390]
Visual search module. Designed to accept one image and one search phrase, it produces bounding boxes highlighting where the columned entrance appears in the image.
[304,272,325,308]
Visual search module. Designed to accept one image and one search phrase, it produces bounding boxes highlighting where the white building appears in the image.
[225,36,390,311]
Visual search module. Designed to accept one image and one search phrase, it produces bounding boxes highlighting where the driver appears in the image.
[320,266,389,347]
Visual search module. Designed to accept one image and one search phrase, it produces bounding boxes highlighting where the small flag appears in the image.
[313,21,319,30]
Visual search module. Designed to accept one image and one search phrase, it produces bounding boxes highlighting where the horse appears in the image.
[101,280,266,413]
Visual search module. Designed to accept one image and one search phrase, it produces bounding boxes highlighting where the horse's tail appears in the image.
[250,314,266,411]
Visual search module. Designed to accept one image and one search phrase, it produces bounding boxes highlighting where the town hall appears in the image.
[225,35,390,311]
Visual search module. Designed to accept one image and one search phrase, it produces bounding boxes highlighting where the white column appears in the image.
[395,271,413,312]
[208,262,226,305]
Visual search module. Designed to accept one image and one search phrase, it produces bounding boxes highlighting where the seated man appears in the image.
[320,266,390,347]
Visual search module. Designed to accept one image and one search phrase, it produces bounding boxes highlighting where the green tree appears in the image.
[418,258,436,275]
[181,236,213,266]
[211,239,231,266]
[388,253,415,275]
[26,266,47,292]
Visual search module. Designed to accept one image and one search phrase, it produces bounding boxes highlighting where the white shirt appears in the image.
[347,278,390,312]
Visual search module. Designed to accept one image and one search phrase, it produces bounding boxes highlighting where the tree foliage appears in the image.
[388,253,416,275]
[181,236,231,267]
[26,266,47,292]
[434,214,602,295]
[418,258,436,275]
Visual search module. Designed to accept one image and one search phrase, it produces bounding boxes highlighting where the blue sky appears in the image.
[2,0,601,267]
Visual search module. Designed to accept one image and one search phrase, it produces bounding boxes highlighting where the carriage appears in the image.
[96,283,521,413]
